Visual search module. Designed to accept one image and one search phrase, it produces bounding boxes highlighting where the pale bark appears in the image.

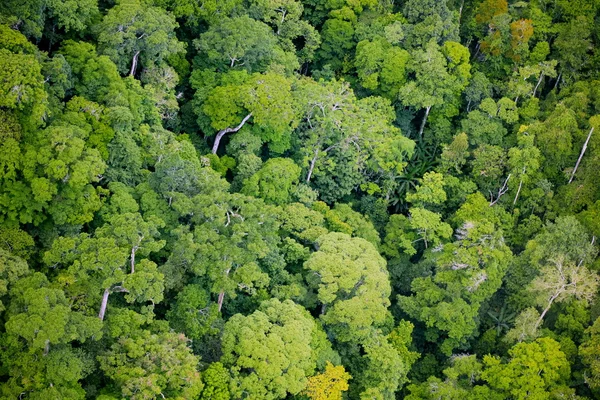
[513,178,523,205]
[535,292,561,330]
[569,127,594,184]
[533,72,544,97]
[211,112,253,154]
[130,246,137,274]
[489,174,511,206]
[217,291,225,313]
[418,106,432,139]
[98,288,110,321]
[553,72,562,90]
[130,50,140,76]
[306,149,319,183]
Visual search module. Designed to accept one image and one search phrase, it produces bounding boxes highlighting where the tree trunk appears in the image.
[130,50,140,77]
[306,149,319,183]
[513,178,523,205]
[569,127,594,184]
[217,291,225,313]
[418,106,431,139]
[533,73,544,97]
[130,247,136,274]
[98,288,110,321]
[535,292,561,330]
[553,72,562,90]
[211,113,253,154]
[44,339,50,356]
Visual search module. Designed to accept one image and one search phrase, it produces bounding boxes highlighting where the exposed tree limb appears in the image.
[418,105,432,139]
[130,50,140,76]
[490,174,512,206]
[211,112,253,154]
[98,288,110,321]
[569,127,594,184]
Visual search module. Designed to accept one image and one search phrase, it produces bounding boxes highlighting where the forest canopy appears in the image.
[1,0,600,399]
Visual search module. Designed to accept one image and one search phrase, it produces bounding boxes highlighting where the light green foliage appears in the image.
[319,203,381,247]
[221,298,329,399]
[482,338,571,399]
[98,0,185,78]
[96,212,166,273]
[195,16,298,74]
[354,331,407,399]
[530,103,578,178]
[406,355,502,400]
[4,272,102,351]
[294,79,414,201]
[408,207,453,250]
[439,132,469,174]
[355,37,410,99]
[242,158,301,205]
[194,71,297,152]
[461,109,507,147]
[98,329,203,400]
[507,131,542,206]
[399,193,512,354]
[505,216,597,307]
[388,320,420,378]
[406,172,447,208]
[580,317,600,390]
[166,284,220,339]
[200,362,230,400]
[304,232,391,341]
[167,192,279,307]
[167,0,243,25]
[399,40,471,138]
[0,343,93,400]
[505,307,542,344]
[0,249,29,312]
[0,44,47,126]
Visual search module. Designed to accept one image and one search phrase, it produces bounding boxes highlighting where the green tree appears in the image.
[97,0,185,78]
[167,192,279,312]
[98,328,203,400]
[304,232,391,342]
[399,193,513,354]
[355,37,410,99]
[0,249,29,313]
[193,71,298,154]
[194,15,298,74]
[200,362,230,400]
[399,40,471,139]
[580,317,600,390]
[482,338,572,399]
[166,284,220,340]
[3,272,102,354]
[242,158,301,205]
[221,298,333,399]
[294,79,414,201]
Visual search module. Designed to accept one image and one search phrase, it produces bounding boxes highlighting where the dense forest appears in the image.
[1,0,600,398]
